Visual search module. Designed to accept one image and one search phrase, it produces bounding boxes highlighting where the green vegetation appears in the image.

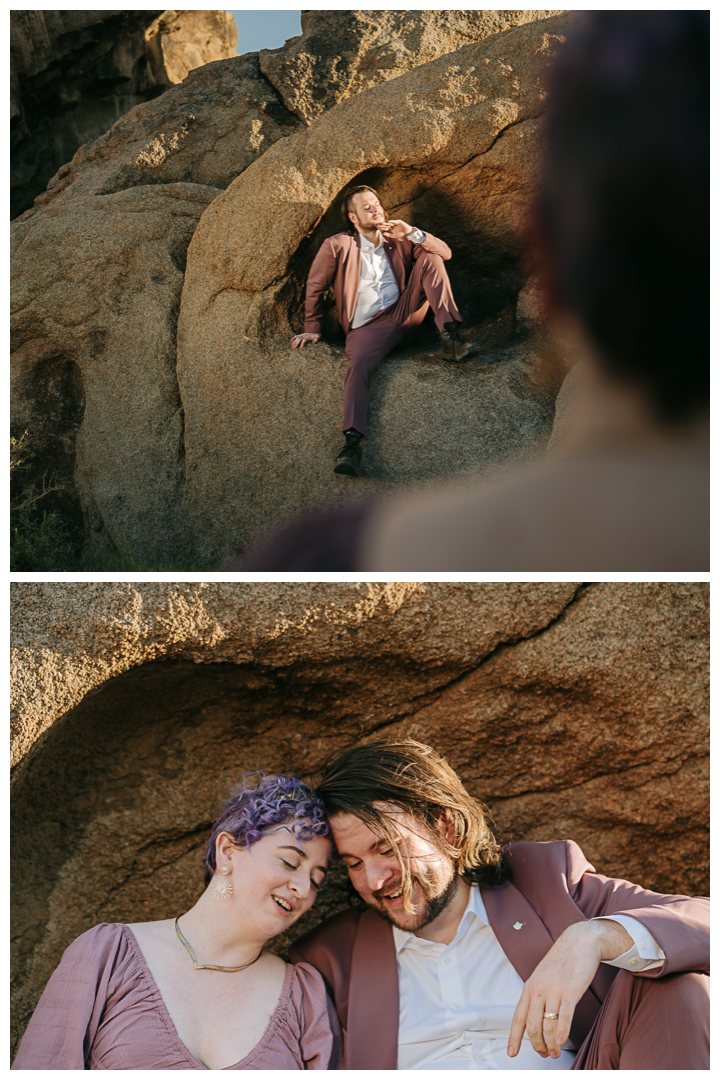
[10,430,77,571]
[10,431,217,573]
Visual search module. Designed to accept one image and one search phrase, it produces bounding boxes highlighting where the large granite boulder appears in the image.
[11,52,304,560]
[178,16,573,560]
[260,9,562,123]
[10,10,237,220]
[10,582,709,1055]
[11,12,573,566]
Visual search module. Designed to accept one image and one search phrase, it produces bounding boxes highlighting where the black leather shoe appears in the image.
[440,320,480,361]
[334,434,363,476]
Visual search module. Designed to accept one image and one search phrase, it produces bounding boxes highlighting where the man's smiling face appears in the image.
[348,190,386,232]
[330,807,458,931]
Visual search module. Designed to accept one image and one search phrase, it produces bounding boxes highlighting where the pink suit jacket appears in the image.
[303,229,452,335]
[289,840,709,1070]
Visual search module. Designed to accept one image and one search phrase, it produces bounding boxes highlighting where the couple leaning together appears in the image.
[14,740,709,1070]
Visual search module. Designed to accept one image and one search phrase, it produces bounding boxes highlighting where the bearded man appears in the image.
[290,739,709,1070]
[290,186,478,476]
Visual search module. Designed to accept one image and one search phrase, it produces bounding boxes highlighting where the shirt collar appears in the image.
[359,230,384,252]
[392,882,489,955]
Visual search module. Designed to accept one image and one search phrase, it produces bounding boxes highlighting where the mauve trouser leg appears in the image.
[342,252,462,432]
[570,970,710,1070]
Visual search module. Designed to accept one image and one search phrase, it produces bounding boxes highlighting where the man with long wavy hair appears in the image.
[291,739,708,1069]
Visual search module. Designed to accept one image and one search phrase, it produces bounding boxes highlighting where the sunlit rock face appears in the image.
[259,9,563,124]
[11,12,577,564]
[11,582,709,1055]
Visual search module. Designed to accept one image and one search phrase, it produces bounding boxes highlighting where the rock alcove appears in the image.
[11,582,709,1055]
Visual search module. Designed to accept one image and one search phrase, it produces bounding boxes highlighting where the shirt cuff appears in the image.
[406,228,426,244]
[592,915,666,972]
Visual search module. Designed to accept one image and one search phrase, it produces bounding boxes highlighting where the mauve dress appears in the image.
[13,923,342,1070]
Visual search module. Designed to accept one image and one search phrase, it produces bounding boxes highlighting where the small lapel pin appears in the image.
[513,921,524,930]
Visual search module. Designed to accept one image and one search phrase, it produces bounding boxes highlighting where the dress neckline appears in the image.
[122,923,294,1070]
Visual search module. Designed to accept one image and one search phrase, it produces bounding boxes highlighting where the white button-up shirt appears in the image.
[393,884,665,1070]
[350,228,426,329]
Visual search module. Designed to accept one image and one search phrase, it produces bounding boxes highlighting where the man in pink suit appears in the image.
[291,740,709,1069]
[290,186,478,476]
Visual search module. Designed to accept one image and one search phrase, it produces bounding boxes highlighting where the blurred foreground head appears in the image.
[536,10,708,422]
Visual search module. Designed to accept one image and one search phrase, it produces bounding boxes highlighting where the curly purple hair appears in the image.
[203,773,332,885]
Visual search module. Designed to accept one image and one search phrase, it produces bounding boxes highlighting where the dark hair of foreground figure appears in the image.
[535,9,709,421]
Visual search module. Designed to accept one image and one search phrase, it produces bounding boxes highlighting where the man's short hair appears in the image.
[342,185,385,228]
[314,738,505,910]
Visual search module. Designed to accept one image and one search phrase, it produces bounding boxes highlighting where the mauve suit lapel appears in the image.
[346,909,399,1069]
[480,879,556,982]
[341,232,362,332]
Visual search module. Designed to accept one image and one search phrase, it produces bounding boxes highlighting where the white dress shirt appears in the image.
[350,228,426,329]
[393,884,665,1070]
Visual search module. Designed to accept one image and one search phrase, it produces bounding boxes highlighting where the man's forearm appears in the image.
[586,918,634,961]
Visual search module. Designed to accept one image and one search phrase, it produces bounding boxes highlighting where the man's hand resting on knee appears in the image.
[507,920,633,1060]
[291,333,320,348]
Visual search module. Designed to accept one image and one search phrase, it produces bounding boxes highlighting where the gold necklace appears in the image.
[174,917,264,973]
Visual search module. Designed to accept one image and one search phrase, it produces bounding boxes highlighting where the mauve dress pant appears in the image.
[343,250,461,433]
[571,969,710,1069]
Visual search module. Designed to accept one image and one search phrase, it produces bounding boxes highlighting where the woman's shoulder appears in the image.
[285,962,343,1066]
[64,922,128,954]
[286,959,334,1011]
[60,922,145,975]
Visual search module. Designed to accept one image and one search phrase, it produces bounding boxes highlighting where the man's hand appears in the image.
[507,920,633,1060]
[291,332,320,348]
[377,219,413,239]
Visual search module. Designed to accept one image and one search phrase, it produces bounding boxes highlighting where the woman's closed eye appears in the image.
[282,858,325,889]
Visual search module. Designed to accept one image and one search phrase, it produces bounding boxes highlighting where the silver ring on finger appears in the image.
[543,1012,560,1021]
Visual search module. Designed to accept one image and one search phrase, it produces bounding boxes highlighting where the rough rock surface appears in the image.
[10,582,709,1056]
[145,10,238,88]
[10,10,237,220]
[260,9,562,123]
[11,12,573,564]
[180,15,574,561]
[11,182,219,552]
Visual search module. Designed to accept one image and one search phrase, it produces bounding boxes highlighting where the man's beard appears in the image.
[368,871,459,932]
[358,216,385,238]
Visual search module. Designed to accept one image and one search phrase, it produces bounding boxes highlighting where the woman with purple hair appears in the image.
[13,775,341,1070]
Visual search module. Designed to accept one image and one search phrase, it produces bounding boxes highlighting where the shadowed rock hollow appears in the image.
[10,10,238,219]
[11,12,570,565]
[11,582,708,1056]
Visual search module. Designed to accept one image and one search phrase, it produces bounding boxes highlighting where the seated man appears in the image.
[290,186,477,476]
[237,11,708,572]
[291,739,709,1070]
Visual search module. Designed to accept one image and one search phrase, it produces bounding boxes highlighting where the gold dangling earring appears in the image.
[212,864,233,900]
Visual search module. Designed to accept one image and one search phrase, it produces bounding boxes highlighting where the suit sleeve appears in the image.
[566,840,709,977]
[12,924,124,1069]
[304,238,337,334]
[412,230,451,261]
